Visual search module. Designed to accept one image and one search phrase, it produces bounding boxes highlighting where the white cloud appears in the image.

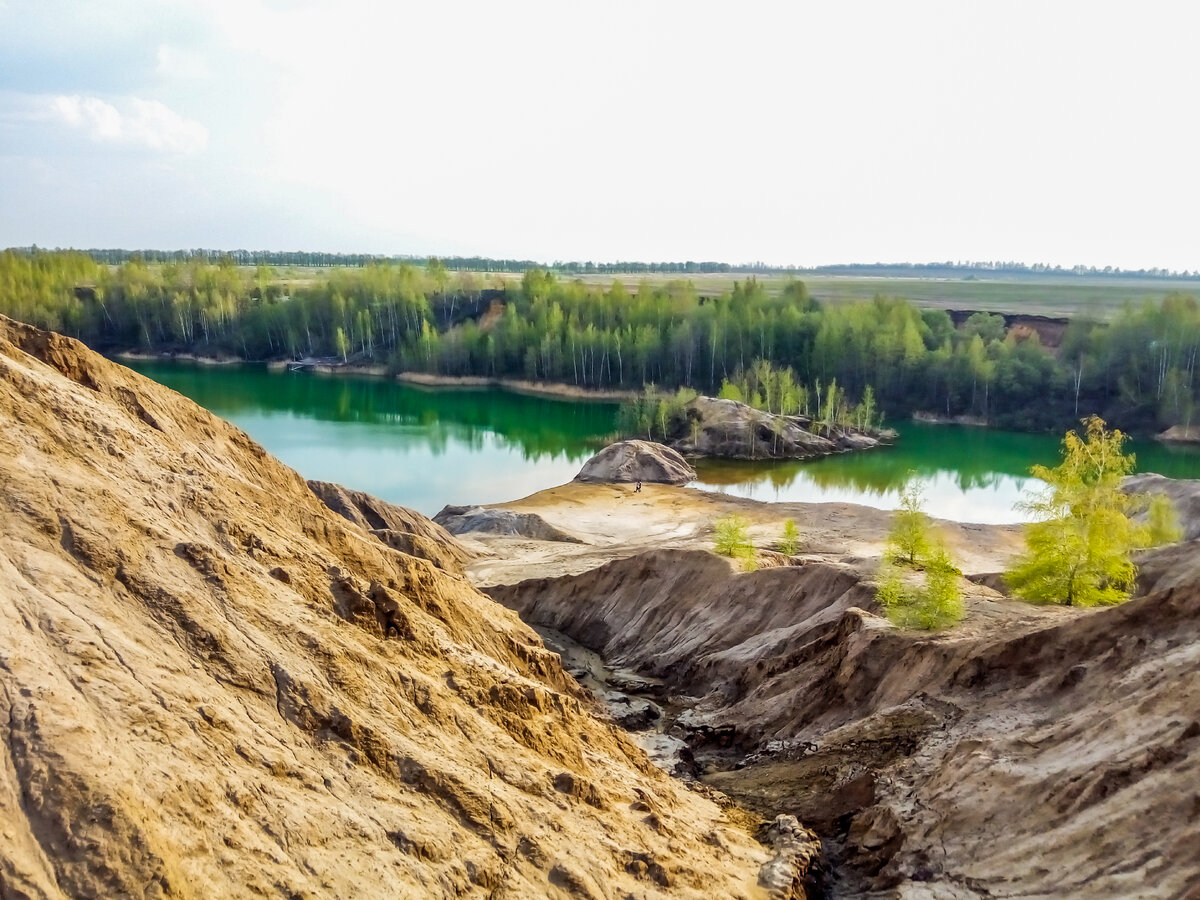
[48,95,208,154]
[156,44,212,80]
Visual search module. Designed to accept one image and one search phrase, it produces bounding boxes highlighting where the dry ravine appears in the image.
[466,490,1200,898]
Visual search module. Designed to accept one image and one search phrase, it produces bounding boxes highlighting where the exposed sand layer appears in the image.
[575,440,698,486]
[466,480,1200,898]
[0,316,808,900]
[307,478,479,574]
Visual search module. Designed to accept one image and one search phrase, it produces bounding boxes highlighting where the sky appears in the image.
[1,1,1198,269]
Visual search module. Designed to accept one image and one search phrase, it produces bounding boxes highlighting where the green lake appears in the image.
[122,360,1200,523]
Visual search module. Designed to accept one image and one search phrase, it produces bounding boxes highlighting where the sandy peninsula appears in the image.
[458,480,1026,589]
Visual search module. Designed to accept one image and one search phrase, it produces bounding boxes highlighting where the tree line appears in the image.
[13,246,1197,279]
[3,249,1200,435]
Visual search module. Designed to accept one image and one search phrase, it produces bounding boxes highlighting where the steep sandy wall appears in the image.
[0,317,784,899]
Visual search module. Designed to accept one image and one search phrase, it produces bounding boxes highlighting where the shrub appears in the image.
[714,515,754,560]
[878,480,964,630]
[779,519,800,555]
[886,479,931,567]
[877,540,964,630]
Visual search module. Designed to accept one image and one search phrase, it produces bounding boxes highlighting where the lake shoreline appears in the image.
[115,350,243,366]
[112,350,634,402]
[113,356,1200,523]
[111,350,1198,442]
[395,372,636,402]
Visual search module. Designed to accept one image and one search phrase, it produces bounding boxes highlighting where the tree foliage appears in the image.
[713,515,755,569]
[877,480,964,630]
[1006,416,1182,607]
[877,540,964,630]
[779,519,801,556]
[5,250,1200,436]
[887,479,932,566]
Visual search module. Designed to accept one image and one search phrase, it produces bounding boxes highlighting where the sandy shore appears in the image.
[397,371,636,401]
[115,351,633,399]
[115,350,243,366]
[462,481,1025,588]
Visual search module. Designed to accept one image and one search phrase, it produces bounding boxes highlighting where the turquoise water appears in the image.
[122,360,1200,522]
[690,426,1200,523]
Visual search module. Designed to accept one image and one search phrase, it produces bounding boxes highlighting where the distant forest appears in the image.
[2,248,1199,435]
[12,245,1200,280]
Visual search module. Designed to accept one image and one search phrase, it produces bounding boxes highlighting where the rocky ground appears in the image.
[0,316,812,899]
[663,396,891,460]
[450,478,1200,898]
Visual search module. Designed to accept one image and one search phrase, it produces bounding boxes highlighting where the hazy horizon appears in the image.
[8,246,1199,278]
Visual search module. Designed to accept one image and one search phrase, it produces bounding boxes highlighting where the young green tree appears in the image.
[778,518,801,555]
[877,479,964,629]
[1006,415,1182,607]
[1148,493,1183,545]
[718,378,745,402]
[887,478,932,566]
[714,514,755,569]
[877,539,963,630]
[857,384,878,430]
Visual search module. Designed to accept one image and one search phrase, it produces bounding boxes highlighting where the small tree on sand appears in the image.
[888,478,931,566]
[877,482,964,630]
[877,540,963,630]
[873,480,964,633]
[714,515,756,570]
[778,519,801,555]
[1006,416,1182,607]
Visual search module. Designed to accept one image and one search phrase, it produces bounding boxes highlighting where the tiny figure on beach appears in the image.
[634,481,642,493]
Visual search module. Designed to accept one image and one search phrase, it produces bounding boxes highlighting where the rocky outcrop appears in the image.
[307,478,476,573]
[757,816,824,900]
[488,546,1200,898]
[666,396,890,460]
[0,316,775,899]
[1156,423,1200,444]
[574,440,697,485]
[434,505,587,543]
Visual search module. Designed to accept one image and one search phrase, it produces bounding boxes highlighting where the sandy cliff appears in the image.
[0,316,791,899]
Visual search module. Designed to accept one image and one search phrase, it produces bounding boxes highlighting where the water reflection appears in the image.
[122,361,620,513]
[125,361,618,461]
[696,462,1038,524]
[693,423,1200,524]
[122,360,1200,522]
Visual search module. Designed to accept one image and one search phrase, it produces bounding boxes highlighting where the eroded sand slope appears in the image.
[0,317,787,899]
[479,491,1200,897]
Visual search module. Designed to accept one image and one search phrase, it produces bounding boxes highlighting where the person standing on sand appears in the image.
[635,481,642,493]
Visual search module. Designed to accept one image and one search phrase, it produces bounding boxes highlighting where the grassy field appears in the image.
[248,266,1199,322]
[542,272,1198,320]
